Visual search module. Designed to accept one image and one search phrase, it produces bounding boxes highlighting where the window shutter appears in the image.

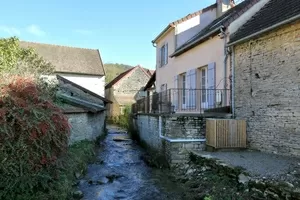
[173,75,178,110]
[158,48,162,67]
[165,43,168,65]
[190,69,196,108]
[185,71,191,108]
[207,62,216,108]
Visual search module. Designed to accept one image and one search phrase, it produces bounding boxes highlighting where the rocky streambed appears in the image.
[74,126,185,200]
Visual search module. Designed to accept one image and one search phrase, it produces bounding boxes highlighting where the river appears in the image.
[78,125,185,200]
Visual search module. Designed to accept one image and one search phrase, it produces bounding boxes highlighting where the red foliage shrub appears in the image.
[0,76,70,199]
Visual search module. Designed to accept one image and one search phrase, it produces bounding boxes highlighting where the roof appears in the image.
[170,0,260,57]
[57,92,105,113]
[147,69,155,75]
[105,66,151,89]
[152,3,217,43]
[144,71,156,91]
[57,75,112,104]
[229,0,300,45]
[19,41,105,76]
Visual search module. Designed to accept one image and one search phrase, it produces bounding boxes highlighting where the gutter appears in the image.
[158,116,206,143]
[152,25,173,44]
[170,26,223,58]
[227,14,300,46]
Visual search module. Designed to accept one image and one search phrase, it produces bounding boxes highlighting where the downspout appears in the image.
[231,46,235,118]
[220,27,227,106]
[158,116,206,143]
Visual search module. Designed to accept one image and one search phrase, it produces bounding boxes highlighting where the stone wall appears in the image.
[133,114,206,165]
[234,20,300,156]
[164,115,206,139]
[67,111,106,145]
[134,114,163,151]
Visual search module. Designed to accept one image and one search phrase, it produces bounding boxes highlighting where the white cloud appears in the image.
[26,24,46,36]
[0,26,21,36]
[74,29,94,35]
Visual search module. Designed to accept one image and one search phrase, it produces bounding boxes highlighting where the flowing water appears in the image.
[78,125,185,200]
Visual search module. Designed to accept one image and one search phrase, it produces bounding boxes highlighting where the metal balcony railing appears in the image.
[132,88,231,114]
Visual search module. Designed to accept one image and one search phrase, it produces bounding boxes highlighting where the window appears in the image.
[160,43,168,67]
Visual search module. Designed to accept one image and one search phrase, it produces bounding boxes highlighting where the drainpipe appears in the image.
[158,116,206,143]
[231,46,235,118]
[220,27,227,106]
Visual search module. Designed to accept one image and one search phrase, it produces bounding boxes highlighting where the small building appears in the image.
[19,41,106,97]
[105,65,152,117]
[56,75,111,144]
[228,0,300,156]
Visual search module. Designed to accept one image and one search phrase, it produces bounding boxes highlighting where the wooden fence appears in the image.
[206,119,246,149]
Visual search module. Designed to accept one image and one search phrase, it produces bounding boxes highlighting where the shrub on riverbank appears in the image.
[0,37,97,200]
[108,105,131,129]
[0,76,71,200]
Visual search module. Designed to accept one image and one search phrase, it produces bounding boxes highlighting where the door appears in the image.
[200,67,208,109]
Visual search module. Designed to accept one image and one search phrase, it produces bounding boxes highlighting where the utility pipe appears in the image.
[231,46,235,118]
[158,116,206,143]
[220,27,227,106]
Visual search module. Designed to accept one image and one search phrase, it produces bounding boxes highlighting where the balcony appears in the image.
[132,88,231,114]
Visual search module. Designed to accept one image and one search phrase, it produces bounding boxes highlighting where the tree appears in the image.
[0,37,54,77]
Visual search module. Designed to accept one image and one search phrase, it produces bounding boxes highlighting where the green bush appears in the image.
[111,105,131,129]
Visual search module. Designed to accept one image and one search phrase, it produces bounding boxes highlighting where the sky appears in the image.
[0,0,216,70]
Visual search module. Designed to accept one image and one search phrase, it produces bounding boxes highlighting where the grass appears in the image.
[44,140,97,200]
[5,140,99,200]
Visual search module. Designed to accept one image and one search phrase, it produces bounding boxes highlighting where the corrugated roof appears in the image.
[229,0,300,45]
[170,0,260,57]
[19,41,105,76]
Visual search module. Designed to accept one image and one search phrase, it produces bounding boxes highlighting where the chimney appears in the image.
[216,0,235,17]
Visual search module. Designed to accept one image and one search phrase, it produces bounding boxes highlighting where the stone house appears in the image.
[105,66,153,117]
[152,0,267,113]
[227,0,300,156]
[19,41,106,97]
[56,75,111,145]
